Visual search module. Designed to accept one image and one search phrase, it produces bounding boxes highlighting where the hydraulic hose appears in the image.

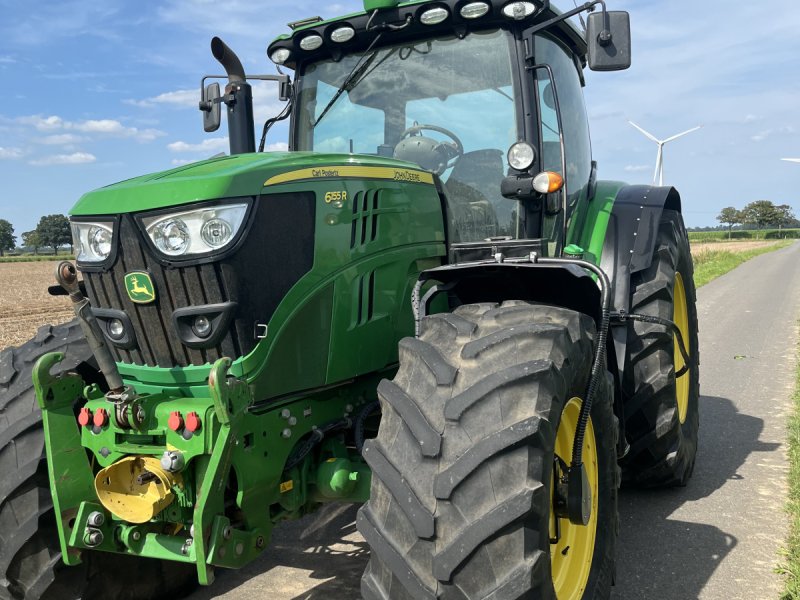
[534,257,611,468]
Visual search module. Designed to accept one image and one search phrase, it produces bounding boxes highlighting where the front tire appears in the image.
[358,302,618,599]
[0,320,196,600]
[622,209,700,487]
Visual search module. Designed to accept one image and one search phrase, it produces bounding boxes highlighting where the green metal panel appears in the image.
[566,180,626,266]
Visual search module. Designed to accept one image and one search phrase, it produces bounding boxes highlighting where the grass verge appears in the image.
[779,339,800,599]
[693,241,792,288]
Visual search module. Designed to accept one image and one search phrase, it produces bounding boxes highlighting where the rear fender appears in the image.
[597,183,683,445]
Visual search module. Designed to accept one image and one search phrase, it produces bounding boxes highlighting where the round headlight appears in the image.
[330,26,356,43]
[502,1,536,20]
[89,225,112,259]
[507,142,536,171]
[107,318,125,340]
[200,218,233,248]
[460,2,490,19]
[270,48,291,65]
[420,7,449,25]
[153,219,190,256]
[193,315,212,338]
[300,35,324,51]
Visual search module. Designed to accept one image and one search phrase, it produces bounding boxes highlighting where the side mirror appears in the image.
[200,82,221,132]
[586,11,631,72]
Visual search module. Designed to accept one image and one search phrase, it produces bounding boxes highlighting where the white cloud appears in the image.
[19,115,65,131]
[29,152,96,166]
[17,114,164,142]
[0,56,16,64]
[38,134,85,146]
[127,89,198,109]
[266,142,289,152]
[624,164,651,173]
[167,137,228,153]
[171,158,194,166]
[0,147,24,159]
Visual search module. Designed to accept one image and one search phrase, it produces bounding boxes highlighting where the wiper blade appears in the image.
[314,33,383,127]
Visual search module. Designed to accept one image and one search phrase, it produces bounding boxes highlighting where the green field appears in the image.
[689,229,800,242]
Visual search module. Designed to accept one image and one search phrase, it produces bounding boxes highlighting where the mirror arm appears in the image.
[525,0,608,43]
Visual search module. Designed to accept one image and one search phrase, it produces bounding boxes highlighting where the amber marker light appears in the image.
[532,171,564,194]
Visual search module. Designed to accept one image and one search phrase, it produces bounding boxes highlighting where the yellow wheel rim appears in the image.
[550,398,598,600]
[673,272,690,424]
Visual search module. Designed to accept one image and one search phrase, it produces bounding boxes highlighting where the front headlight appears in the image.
[141,202,249,258]
[72,221,115,263]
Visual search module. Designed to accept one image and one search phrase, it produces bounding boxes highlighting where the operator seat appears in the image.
[444,149,505,242]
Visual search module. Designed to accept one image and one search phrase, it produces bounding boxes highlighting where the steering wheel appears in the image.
[394,124,464,175]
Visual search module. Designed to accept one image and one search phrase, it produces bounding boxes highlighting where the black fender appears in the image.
[417,261,602,328]
[598,184,683,444]
[599,184,682,314]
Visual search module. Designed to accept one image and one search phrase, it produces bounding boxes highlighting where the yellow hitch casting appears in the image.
[95,455,183,523]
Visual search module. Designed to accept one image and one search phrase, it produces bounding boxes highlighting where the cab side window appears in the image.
[533,34,592,213]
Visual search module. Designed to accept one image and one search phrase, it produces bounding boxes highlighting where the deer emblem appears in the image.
[125,272,156,303]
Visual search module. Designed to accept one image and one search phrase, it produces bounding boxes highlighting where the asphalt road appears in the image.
[190,241,800,600]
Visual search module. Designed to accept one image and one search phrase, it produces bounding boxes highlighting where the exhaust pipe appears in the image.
[211,36,255,154]
[211,37,246,83]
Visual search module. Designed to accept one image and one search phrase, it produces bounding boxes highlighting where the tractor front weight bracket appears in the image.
[34,351,269,584]
[33,352,97,566]
[192,357,254,584]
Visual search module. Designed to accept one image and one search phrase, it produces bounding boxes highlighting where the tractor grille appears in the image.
[82,192,316,368]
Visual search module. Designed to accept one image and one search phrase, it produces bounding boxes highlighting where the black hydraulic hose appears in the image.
[611,311,693,377]
[210,37,246,83]
[283,418,351,471]
[534,257,611,468]
[355,400,381,454]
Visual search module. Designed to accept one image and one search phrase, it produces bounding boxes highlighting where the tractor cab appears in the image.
[265,0,631,250]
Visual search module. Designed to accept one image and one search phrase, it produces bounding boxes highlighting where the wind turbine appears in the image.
[781,158,800,164]
[628,121,702,186]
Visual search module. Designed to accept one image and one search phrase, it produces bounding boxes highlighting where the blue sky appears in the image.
[0,0,797,236]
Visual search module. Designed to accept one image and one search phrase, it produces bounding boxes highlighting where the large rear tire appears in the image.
[622,209,700,487]
[0,320,196,600]
[358,302,618,599]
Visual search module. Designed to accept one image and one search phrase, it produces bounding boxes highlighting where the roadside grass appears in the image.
[0,255,75,263]
[779,339,800,599]
[692,241,793,288]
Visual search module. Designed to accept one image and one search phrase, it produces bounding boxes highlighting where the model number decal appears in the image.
[324,191,348,204]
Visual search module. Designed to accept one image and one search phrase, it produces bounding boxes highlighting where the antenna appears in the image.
[628,121,702,186]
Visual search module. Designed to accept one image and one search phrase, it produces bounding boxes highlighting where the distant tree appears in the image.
[36,214,71,255]
[775,204,796,235]
[741,200,780,238]
[716,207,741,239]
[21,230,42,255]
[0,219,15,257]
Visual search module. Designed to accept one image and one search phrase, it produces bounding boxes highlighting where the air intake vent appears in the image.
[354,270,376,326]
[350,189,382,249]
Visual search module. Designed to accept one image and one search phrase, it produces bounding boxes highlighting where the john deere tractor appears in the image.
[0,1,699,598]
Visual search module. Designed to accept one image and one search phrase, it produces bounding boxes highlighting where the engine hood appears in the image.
[70,151,433,217]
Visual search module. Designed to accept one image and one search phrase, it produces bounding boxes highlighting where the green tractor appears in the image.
[0,0,699,598]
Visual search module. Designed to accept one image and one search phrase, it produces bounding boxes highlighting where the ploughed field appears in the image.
[0,262,74,349]
[0,239,786,350]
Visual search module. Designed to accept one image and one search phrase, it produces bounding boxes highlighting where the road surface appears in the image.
[190,241,800,600]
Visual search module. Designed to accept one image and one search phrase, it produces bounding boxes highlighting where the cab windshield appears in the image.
[295,28,520,241]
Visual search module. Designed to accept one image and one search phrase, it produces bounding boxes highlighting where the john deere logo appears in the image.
[124,272,156,304]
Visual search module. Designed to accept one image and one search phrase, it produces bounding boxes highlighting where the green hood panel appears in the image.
[70,152,432,217]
